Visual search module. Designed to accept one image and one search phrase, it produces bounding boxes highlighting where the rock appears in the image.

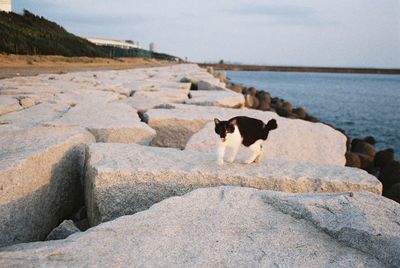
[357,153,375,173]
[384,183,400,203]
[379,161,400,189]
[147,104,347,166]
[244,94,255,108]
[230,84,243,94]
[187,119,346,166]
[1,187,398,267]
[292,107,307,119]
[282,102,293,113]
[45,220,81,241]
[216,71,226,82]
[0,102,71,131]
[258,98,271,111]
[351,140,375,158]
[197,80,225,91]
[0,127,95,247]
[275,106,291,117]
[364,136,377,145]
[182,90,245,108]
[0,96,22,116]
[374,149,394,170]
[271,97,283,107]
[18,97,36,108]
[305,115,318,122]
[84,143,380,226]
[247,87,257,96]
[45,102,156,144]
[345,152,362,168]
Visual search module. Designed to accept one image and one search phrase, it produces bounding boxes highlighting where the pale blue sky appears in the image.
[13,0,400,68]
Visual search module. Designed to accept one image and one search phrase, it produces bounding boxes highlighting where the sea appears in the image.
[226,71,400,159]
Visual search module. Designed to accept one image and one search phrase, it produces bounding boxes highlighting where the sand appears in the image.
[0,54,171,79]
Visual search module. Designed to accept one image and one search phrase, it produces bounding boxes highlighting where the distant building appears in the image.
[86,37,138,49]
[149,42,157,53]
[0,0,12,12]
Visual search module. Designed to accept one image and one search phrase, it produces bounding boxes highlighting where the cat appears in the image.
[214,116,278,165]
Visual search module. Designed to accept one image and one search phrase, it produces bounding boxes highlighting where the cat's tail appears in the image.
[264,119,278,131]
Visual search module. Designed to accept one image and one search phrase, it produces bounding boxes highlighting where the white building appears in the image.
[86,37,138,49]
[149,42,157,53]
[0,0,12,12]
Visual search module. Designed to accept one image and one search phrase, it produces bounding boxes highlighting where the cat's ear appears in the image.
[214,118,220,125]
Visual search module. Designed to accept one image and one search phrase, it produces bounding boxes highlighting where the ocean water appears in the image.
[226,71,400,159]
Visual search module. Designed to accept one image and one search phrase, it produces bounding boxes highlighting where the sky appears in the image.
[12,0,400,68]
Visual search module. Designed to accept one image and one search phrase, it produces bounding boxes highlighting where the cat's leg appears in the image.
[227,144,240,163]
[254,143,263,163]
[217,143,226,165]
[245,141,262,164]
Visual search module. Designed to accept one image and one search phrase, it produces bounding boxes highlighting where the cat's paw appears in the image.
[217,160,224,166]
[244,159,254,164]
[226,158,235,163]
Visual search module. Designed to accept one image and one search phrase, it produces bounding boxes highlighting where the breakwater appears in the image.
[199,63,400,75]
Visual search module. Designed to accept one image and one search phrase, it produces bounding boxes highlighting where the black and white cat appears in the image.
[214,116,278,165]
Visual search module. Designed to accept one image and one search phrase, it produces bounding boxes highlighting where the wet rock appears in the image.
[346,152,362,168]
[357,153,375,173]
[374,149,395,170]
[247,87,257,96]
[258,99,271,111]
[271,97,283,107]
[351,140,376,158]
[1,187,397,267]
[379,161,400,189]
[230,84,243,94]
[282,102,293,113]
[384,183,400,203]
[364,136,377,145]
[275,106,290,117]
[244,94,256,108]
[45,220,81,241]
[292,107,307,119]
[305,115,318,123]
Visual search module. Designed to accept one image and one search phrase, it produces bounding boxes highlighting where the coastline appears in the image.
[200,63,400,75]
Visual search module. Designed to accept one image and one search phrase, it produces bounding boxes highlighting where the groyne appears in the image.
[0,64,398,267]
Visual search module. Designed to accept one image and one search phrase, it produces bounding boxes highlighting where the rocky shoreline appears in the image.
[0,64,399,267]
[210,68,399,204]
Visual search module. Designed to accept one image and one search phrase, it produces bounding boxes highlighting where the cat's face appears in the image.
[214,118,235,141]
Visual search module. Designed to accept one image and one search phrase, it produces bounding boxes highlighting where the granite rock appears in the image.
[85,143,381,226]
[0,127,95,247]
[1,187,398,267]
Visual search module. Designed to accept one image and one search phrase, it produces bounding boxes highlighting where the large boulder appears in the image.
[85,143,381,226]
[45,102,156,144]
[0,127,95,247]
[0,96,22,116]
[45,220,81,241]
[351,140,376,158]
[182,90,245,108]
[374,149,395,170]
[0,187,398,267]
[146,104,347,166]
[0,102,71,132]
[380,161,400,190]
